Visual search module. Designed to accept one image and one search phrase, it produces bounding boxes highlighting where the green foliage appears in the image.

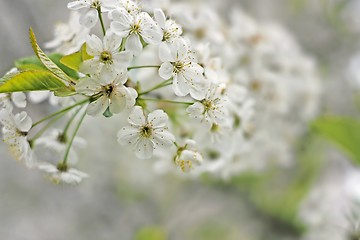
[29,28,74,85]
[60,43,93,71]
[134,227,167,240]
[312,116,360,164]
[0,70,66,93]
[15,53,79,79]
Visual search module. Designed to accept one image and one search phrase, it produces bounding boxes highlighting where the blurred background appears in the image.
[1,0,360,239]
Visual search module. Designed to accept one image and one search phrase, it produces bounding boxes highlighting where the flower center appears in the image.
[102,84,114,97]
[140,124,153,138]
[201,99,214,111]
[91,0,101,9]
[100,51,113,64]
[173,62,185,74]
[130,23,141,35]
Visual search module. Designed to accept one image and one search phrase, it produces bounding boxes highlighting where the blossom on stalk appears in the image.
[186,84,228,127]
[35,129,87,164]
[154,9,182,44]
[117,106,175,159]
[0,110,35,168]
[0,92,27,111]
[67,0,108,29]
[159,39,207,100]
[38,162,88,184]
[109,8,162,55]
[76,70,137,116]
[80,32,133,75]
[103,0,141,15]
[174,139,203,172]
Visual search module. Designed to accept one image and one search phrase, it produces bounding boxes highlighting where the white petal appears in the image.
[11,92,26,108]
[189,81,208,100]
[28,91,50,103]
[109,8,133,25]
[86,34,103,56]
[75,77,101,95]
[135,138,154,159]
[187,102,205,119]
[171,38,188,61]
[159,42,174,62]
[79,58,102,74]
[158,62,174,80]
[148,109,169,128]
[14,111,32,132]
[126,34,143,56]
[117,126,139,145]
[172,75,189,97]
[99,66,117,85]
[153,129,175,147]
[154,8,166,28]
[103,31,122,51]
[113,51,133,69]
[79,9,98,29]
[110,22,130,38]
[128,106,146,126]
[86,96,109,116]
[109,88,127,114]
[67,1,89,10]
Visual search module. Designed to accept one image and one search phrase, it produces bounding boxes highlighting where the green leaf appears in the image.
[312,116,360,164]
[60,43,93,71]
[0,70,66,93]
[15,53,79,79]
[54,86,77,97]
[29,28,74,85]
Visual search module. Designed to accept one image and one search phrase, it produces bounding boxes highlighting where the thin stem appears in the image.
[29,112,66,142]
[120,37,127,52]
[97,7,106,36]
[127,65,160,70]
[139,98,194,105]
[32,98,89,128]
[62,108,87,164]
[139,79,172,96]
[62,106,83,138]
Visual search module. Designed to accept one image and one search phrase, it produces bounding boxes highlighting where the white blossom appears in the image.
[0,110,35,168]
[186,84,227,127]
[109,8,162,55]
[35,129,87,164]
[117,106,175,159]
[80,32,133,75]
[67,0,109,29]
[76,70,137,116]
[38,162,88,184]
[154,8,182,44]
[159,38,207,100]
[174,139,203,172]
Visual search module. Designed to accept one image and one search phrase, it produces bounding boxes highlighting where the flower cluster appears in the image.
[0,0,321,184]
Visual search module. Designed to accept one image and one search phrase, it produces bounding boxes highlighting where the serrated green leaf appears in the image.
[54,86,77,97]
[15,53,79,79]
[0,70,66,93]
[29,28,74,85]
[60,43,93,71]
[312,116,360,164]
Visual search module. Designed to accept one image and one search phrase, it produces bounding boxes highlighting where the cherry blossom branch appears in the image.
[127,65,160,70]
[138,97,194,105]
[32,98,90,128]
[62,108,87,164]
[139,79,172,95]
